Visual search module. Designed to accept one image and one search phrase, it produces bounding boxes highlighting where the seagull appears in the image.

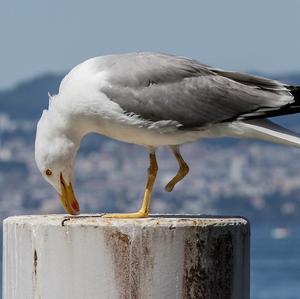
[35,52,300,218]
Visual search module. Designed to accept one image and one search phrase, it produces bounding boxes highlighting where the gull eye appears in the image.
[45,169,52,176]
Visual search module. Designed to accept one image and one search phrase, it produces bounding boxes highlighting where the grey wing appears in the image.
[100,53,294,129]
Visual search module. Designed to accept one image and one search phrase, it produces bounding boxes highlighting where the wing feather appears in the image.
[100,53,294,129]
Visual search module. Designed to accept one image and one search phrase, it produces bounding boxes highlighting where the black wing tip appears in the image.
[256,85,300,119]
[289,85,300,101]
[228,85,300,122]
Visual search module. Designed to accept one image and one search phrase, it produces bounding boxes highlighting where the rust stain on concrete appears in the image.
[183,227,234,299]
[33,249,38,276]
[32,248,38,290]
[104,228,154,299]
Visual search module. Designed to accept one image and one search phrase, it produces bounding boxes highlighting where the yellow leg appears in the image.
[103,152,158,218]
[165,146,189,192]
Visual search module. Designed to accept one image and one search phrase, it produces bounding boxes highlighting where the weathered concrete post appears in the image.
[3,215,250,299]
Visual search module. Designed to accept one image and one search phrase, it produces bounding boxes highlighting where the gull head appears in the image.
[35,109,80,215]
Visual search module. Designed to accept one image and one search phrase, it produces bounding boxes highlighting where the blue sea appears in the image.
[0,225,299,298]
[251,225,300,299]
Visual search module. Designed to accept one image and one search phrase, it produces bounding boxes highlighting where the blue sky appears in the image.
[1,0,300,89]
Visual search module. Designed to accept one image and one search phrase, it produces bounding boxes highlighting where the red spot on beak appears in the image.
[71,201,80,212]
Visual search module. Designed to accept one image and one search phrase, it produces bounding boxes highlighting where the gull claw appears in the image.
[165,183,174,192]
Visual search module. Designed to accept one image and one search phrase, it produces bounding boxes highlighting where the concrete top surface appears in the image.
[4,214,249,228]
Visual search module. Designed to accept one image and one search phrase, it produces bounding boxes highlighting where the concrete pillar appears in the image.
[3,215,250,299]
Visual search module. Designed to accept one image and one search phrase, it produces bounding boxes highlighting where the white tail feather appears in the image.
[238,119,300,148]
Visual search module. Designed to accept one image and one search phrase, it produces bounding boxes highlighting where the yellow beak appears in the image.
[59,173,80,215]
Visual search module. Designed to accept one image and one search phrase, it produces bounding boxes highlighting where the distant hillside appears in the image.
[0,71,300,122]
[262,73,300,86]
[0,73,63,120]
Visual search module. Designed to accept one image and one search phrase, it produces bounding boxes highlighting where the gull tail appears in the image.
[239,119,300,148]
